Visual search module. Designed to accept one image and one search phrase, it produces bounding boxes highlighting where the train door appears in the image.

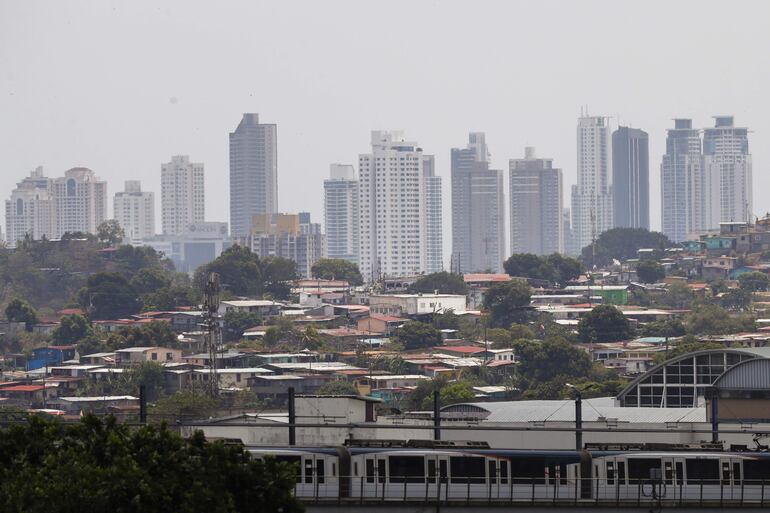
[300,455,330,498]
[426,455,450,502]
[545,461,570,500]
[486,458,509,500]
[362,455,387,498]
[602,457,630,501]
[721,457,742,501]
[661,457,677,500]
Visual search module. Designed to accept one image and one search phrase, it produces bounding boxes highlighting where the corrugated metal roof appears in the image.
[715,358,770,390]
[443,398,705,424]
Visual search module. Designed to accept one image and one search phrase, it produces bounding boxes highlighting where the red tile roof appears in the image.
[432,345,485,354]
[1,385,46,392]
[463,274,512,283]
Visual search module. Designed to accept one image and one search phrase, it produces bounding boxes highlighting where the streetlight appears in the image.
[565,383,582,451]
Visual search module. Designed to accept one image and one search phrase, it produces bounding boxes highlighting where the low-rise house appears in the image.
[182,350,255,368]
[464,274,513,309]
[55,395,139,414]
[368,293,467,317]
[248,374,305,400]
[170,311,205,332]
[0,384,57,406]
[115,346,183,367]
[28,345,77,371]
[218,299,283,318]
[80,352,116,366]
[191,367,273,389]
[357,314,404,335]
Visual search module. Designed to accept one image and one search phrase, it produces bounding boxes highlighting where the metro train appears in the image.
[247,440,770,503]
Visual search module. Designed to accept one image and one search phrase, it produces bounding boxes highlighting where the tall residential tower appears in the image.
[323,164,359,264]
[161,155,204,235]
[4,167,54,247]
[703,116,752,225]
[229,113,278,237]
[509,147,564,255]
[612,127,649,230]
[114,180,155,243]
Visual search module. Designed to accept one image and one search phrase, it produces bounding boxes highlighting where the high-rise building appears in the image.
[661,119,708,241]
[51,167,107,238]
[450,133,505,273]
[571,115,613,252]
[4,167,54,247]
[509,147,564,255]
[612,127,649,230]
[229,113,278,237]
[323,164,359,264]
[422,154,444,274]
[359,131,435,281]
[114,180,155,243]
[161,155,204,235]
[247,212,324,279]
[703,116,752,225]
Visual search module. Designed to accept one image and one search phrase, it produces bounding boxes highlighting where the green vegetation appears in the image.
[420,381,475,409]
[581,228,671,268]
[577,305,632,343]
[317,380,359,396]
[503,253,581,285]
[394,321,442,350]
[685,304,755,335]
[738,271,770,292]
[311,258,363,285]
[408,271,467,295]
[482,279,532,328]
[223,310,263,342]
[96,219,125,246]
[0,414,302,513]
[635,260,666,283]
[193,246,296,299]
[4,298,39,331]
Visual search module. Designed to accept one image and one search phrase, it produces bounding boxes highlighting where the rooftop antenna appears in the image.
[202,272,221,398]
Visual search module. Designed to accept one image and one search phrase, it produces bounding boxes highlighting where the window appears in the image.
[628,458,661,483]
[685,459,719,485]
[389,456,425,483]
[450,456,485,484]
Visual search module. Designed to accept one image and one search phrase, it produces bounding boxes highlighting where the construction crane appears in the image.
[202,272,221,398]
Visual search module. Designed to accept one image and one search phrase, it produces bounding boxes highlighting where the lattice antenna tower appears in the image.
[202,272,221,397]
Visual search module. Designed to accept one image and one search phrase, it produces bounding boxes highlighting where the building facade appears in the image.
[51,167,107,239]
[571,115,613,251]
[450,133,505,273]
[229,113,278,237]
[612,126,649,229]
[661,119,704,242]
[161,155,204,235]
[323,164,359,264]
[4,167,54,247]
[140,222,230,274]
[509,147,564,255]
[358,131,430,281]
[247,213,325,279]
[702,116,752,226]
[422,155,444,274]
[113,180,155,243]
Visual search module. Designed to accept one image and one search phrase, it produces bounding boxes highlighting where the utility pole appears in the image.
[202,273,221,398]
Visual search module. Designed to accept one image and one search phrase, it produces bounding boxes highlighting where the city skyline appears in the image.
[2,1,770,265]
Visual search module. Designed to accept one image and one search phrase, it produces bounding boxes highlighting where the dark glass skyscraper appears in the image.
[612,126,649,229]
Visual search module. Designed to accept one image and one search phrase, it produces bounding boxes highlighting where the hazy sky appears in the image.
[2,0,769,259]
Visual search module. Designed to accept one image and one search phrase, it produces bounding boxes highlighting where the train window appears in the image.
[305,459,314,484]
[274,456,301,483]
[685,459,719,485]
[628,458,661,483]
[332,463,336,477]
[388,456,425,484]
[500,461,508,484]
[428,460,437,483]
[450,456,485,484]
[510,459,546,484]
[354,462,358,477]
[675,462,683,486]
[606,461,615,485]
[618,461,626,485]
[317,460,325,484]
[721,462,730,485]
[366,459,375,484]
[744,460,770,485]
[733,463,741,485]
[488,461,497,485]
[377,459,386,484]
[559,463,567,485]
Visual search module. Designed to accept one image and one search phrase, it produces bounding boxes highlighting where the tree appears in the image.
[130,268,172,295]
[657,282,695,309]
[720,288,752,311]
[51,314,93,344]
[103,321,180,351]
[515,337,594,385]
[581,228,671,268]
[738,271,770,292]
[482,279,532,328]
[311,258,363,285]
[394,321,443,350]
[78,272,140,320]
[4,298,39,331]
[408,271,467,295]
[636,260,666,283]
[317,380,359,396]
[577,305,632,343]
[640,319,686,338]
[420,381,475,409]
[96,219,125,246]
[502,253,582,285]
[508,323,535,340]
[151,390,220,421]
[261,256,298,300]
[686,304,755,335]
[194,245,262,297]
[0,414,303,513]
[223,311,263,342]
[432,309,459,330]
[298,325,322,350]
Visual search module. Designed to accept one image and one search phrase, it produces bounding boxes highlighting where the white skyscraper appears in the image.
[323,164,359,264]
[422,155,444,274]
[703,116,752,225]
[661,119,705,241]
[4,167,55,247]
[161,155,205,235]
[359,131,442,281]
[114,180,155,243]
[51,167,107,238]
[571,114,613,251]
